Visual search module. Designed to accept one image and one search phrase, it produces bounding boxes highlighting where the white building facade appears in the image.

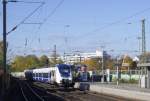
[62,50,107,64]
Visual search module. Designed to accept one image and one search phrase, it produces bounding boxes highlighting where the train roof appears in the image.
[57,64,71,67]
[33,67,56,73]
[24,69,33,72]
[24,64,71,73]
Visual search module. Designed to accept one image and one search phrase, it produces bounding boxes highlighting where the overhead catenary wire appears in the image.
[29,0,65,49]
[5,0,45,57]
[8,0,45,4]
[79,7,150,38]
[7,1,45,35]
[38,0,65,29]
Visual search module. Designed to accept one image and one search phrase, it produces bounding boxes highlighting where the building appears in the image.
[63,50,108,64]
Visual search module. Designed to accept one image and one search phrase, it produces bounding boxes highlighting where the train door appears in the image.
[33,73,35,81]
[35,73,38,80]
[48,72,51,83]
[51,70,55,84]
[53,70,56,81]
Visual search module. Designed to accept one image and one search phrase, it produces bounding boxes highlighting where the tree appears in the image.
[130,61,137,69]
[25,55,40,68]
[139,52,150,63]
[81,55,116,71]
[11,56,26,72]
[121,55,134,70]
[11,55,40,72]
[39,55,49,67]
[105,57,115,70]
[82,58,100,71]
[49,53,63,66]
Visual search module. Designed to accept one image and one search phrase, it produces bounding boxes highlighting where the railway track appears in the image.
[17,80,44,101]
[17,79,64,101]
[32,82,83,101]
[33,82,142,101]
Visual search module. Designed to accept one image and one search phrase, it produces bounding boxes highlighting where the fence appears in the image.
[88,69,147,84]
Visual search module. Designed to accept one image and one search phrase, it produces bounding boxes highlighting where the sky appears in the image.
[0,0,150,58]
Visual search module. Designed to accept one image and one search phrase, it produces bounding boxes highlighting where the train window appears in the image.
[59,65,70,73]
[51,71,55,76]
[42,73,44,77]
[53,71,55,76]
[39,73,42,77]
[51,71,53,76]
[33,73,35,77]
[49,72,51,77]
[58,65,70,77]
[43,73,48,78]
[36,73,38,77]
[46,73,48,78]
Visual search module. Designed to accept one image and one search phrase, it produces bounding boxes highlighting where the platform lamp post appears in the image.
[116,56,121,86]
[137,36,142,55]
[101,46,105,83]
[116,57,119,86]
[96,48,105,83]
[64,25,70,52]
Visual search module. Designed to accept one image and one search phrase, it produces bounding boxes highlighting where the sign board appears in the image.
[122,63,130,67]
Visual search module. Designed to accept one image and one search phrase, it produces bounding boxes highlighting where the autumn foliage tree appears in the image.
[82,55,116,71]
[11,56,25,71]
[121,55,137,70]
[139,52,150,63]
[105,57,115,70]
[11,52,64,72]
[39,55,49,67]
[11,55,40,72]
[49,53,63,67]
[82,58,100,71]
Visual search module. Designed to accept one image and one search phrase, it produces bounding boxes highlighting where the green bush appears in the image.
[119,79,128,83]
[129,79,138,84]
[118,78,138,84]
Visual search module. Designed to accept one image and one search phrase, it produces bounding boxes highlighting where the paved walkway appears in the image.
[90,82,150,93]
[89,82,150,101]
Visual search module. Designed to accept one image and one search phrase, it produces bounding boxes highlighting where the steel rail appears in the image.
[17,80,44,101]
[17,80,29,101]
[24,81,44,101]
[33,82,139,101]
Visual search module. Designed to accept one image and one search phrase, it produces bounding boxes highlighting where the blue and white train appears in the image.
[24,64,75,87]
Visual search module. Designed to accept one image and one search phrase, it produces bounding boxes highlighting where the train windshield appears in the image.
[58,65,70,77]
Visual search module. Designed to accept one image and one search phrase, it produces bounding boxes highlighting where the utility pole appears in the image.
[101,51,104,83]
[63,52,66,64]
[101,46,105,83]
[2,0,7,95]
[137,36,142,54]
[116,57,119,86]
[142,19,146,53]
[54,45,57,65]
[79,54,81,64]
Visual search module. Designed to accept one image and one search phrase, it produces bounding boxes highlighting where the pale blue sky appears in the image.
[0,0,150,57]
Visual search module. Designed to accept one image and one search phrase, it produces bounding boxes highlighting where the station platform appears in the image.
[89,82,150,101]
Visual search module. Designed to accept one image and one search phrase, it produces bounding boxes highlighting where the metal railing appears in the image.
[88,69,146,84]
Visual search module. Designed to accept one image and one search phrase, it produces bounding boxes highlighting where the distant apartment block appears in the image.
[62,50,108,64]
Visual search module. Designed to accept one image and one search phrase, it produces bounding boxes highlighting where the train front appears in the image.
[57,64,75,87]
